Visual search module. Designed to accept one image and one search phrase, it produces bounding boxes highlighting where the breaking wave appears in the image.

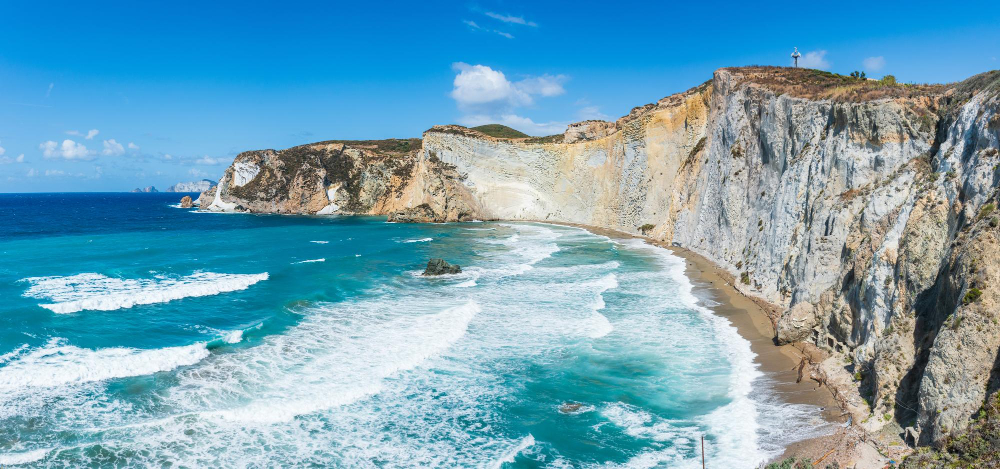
[21,271,269,314]
[0,339,210,390]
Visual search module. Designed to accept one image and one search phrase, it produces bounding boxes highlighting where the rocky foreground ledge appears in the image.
[199,66,1000,464]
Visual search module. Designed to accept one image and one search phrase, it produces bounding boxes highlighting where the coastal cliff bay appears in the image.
[200,66,1000,463]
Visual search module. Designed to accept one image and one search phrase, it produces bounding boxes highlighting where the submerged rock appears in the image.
[179,196,194,208]
[422,258,461,276]
[559,402,584,414]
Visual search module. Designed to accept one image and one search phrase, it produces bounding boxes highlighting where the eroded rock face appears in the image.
[776,302,819,344]
[200,139,480,222]
[564,120,617,143]
[422,258,461,276]
[179,196,193,208]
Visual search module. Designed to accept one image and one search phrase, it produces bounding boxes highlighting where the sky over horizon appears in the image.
[2,0,999,192]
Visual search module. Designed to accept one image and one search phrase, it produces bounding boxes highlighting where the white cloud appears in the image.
[26,168,37,177]
[485,12,537,27]
[45,169,66,176]
[450,63,566,112]
[797,50,830,69]
[0,140,4,156]
[163,153,173,160]
[0,153,25,165]
[451,63,530,110]
[863,56,886,72]
[40,141,57,156]
[66,129,99,139]
[450,63,571,136]
[463,18,515,39]
[128,142,140,151]
[516,75,567,97]
[102,139,125,156]
[577,105,610,121]
[189,168,210,178]
[195,156,226,165]
[40,139,95,160]
[46,83,54,98]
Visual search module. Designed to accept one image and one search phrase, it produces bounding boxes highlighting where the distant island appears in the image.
[130,186,158,193]
[166,179,217,193]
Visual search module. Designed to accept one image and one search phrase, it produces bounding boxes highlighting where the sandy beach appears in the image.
[540,222,873,466]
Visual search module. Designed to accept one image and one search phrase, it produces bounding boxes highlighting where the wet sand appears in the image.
[538,221,849,462]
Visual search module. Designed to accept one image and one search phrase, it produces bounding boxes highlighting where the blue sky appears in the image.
[2,1,998,192]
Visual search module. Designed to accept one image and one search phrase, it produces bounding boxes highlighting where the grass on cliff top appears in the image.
[312,138,422,155]
[726,66,949,101]
[470,124,530,139]
[426,124,566,143]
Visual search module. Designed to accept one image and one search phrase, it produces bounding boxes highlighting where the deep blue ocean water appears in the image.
[0,193,825,467]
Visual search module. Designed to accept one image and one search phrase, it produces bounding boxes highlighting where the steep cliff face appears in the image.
[199,139,480,220]
[208,66,1000,447]
[422,82,712,228]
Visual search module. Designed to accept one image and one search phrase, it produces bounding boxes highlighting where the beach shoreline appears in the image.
[534,221,867,465]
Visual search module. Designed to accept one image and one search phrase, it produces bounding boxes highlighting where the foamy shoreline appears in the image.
[531,220,846,464]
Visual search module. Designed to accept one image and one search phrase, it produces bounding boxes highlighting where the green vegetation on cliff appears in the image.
[470,124,530,139]
[904,391,1000,468]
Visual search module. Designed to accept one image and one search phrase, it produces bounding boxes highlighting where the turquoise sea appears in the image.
[0,193,826,468]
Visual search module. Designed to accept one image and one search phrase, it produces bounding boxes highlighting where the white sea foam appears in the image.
[579,274,617,338]
[293,258,325,264]
[179,300,481,423]
[612,238,800,467]
[0,448,51,465]
[309,240,329,244]
[489,434,535,469]
[0,340,209,390]
[453,271,480,288]
[222,330,243,344]
[21,271,269,314]
[0,344,29,365]
[402,237,433,243]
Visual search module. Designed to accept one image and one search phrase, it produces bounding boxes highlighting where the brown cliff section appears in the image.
[197,138,481,221]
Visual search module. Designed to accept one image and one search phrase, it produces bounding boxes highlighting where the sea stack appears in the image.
[422,258,461,276]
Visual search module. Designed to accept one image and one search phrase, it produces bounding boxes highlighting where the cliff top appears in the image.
[469,124,530,139]
[305,138,422,155]
[720,66,1000,102]
[424,125,565,144]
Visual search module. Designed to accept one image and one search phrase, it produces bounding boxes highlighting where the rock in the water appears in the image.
[559,402,584,414]
[179,196,194,208]
[422,258,461,276]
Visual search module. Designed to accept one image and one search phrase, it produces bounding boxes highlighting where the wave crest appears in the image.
[21,271,269,314]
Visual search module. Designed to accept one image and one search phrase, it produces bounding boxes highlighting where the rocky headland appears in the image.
[167,179,217,193]
[202,66,1000,465]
